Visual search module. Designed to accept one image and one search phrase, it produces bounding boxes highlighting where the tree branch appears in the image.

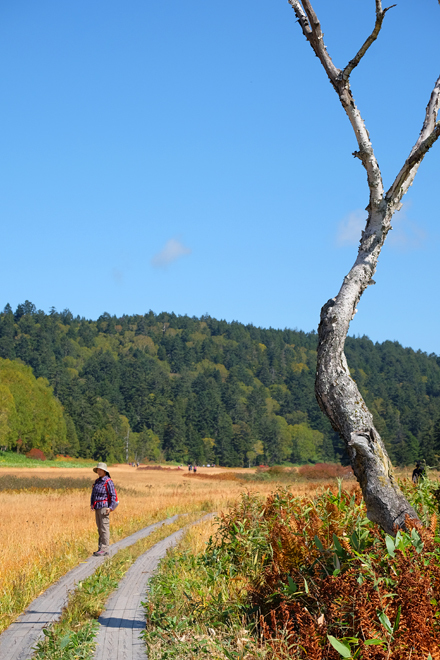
[288,0,312,36]
[341,2,396,80]
[287,1,384,207]
[287,0,340,87]
[387,75,440,206]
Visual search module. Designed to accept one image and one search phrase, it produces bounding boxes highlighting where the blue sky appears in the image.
[1,0,439,353]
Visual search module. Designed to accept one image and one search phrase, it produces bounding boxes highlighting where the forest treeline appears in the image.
[1,300,440,467]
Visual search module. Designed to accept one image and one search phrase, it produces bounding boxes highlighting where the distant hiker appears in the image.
[193,465,197,473]
[412,461,424,484]
[188,464,192,472]
[91,462,117,556]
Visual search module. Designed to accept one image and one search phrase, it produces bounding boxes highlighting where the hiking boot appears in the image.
[93,549,108,556]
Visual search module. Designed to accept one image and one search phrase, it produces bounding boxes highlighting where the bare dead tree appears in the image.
[288,0,440,534]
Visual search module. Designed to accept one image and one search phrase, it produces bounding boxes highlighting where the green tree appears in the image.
[291,423,324,464]
[0,358,67,455]
[202,437,216,464]
[135,427,163,463]
[0,382,17,448]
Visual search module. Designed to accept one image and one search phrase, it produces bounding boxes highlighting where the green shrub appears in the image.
[145,480,440,659]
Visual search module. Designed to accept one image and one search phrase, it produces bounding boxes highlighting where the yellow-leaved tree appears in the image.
[0,358,67,456]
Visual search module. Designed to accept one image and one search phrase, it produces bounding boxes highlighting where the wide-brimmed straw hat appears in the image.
[93,462,110,477]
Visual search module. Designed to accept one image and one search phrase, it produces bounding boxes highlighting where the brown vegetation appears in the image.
[184,471,242,482]
[25,448,46,461]
[216,488,440,659]
[0,464,342,632]
[296,462,353,480]
[137,465,184,472]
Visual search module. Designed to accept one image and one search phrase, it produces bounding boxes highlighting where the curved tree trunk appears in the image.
[315,208,418,533]
[287,0,440,533]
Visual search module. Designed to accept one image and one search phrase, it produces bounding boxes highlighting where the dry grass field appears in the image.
[7,463,429,636]
[0,464,348,633]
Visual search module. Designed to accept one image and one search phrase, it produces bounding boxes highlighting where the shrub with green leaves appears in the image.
[145,480,440,660]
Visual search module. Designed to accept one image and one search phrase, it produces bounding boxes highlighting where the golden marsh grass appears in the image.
[0,464,355,632]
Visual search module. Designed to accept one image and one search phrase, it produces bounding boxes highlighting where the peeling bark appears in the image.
[287,0,440,534]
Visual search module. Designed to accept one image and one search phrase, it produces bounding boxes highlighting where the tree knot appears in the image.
[349,429,374,457]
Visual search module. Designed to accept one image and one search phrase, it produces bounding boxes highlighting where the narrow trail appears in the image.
[93,526,186,660]
[92,513,213,660]
[0,515,179,660]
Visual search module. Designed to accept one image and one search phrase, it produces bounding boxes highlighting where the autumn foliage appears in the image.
[296,462,354,480]
[25,448,46,461]
[211,485,440,659]
[137,465,183,472]
[184,471,241,482]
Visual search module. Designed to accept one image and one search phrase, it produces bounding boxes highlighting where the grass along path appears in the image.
[0,515,183,660]
[142,515,264,660]
[0,465,352,634]
[0,497,191,634]
[32,513,207,660]
[93,514,215,660]
[0,468,224,633]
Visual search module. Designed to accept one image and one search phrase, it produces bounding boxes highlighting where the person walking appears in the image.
[412,461,425,484]
[91,462,117,556]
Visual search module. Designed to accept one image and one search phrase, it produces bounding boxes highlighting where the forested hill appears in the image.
[1,301,440,467]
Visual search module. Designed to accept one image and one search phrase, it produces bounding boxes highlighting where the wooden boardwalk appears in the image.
[93,526,187,660]
[0,516,178,660]
[93,513,214,660]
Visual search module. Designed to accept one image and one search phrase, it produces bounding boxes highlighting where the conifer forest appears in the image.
[1,300,439,467]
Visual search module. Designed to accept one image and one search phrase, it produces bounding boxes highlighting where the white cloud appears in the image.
[335,203,426,251]
[388,202,426,251]
[151,237,192,268]
[336,209,366,246]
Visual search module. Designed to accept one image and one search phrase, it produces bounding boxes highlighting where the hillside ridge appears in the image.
[1,301,439,467]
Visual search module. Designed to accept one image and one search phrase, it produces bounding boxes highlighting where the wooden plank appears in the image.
[92,515,214,660]
[0,516,179,660]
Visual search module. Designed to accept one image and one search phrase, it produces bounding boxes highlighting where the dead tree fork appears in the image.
[287,0,440,533]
